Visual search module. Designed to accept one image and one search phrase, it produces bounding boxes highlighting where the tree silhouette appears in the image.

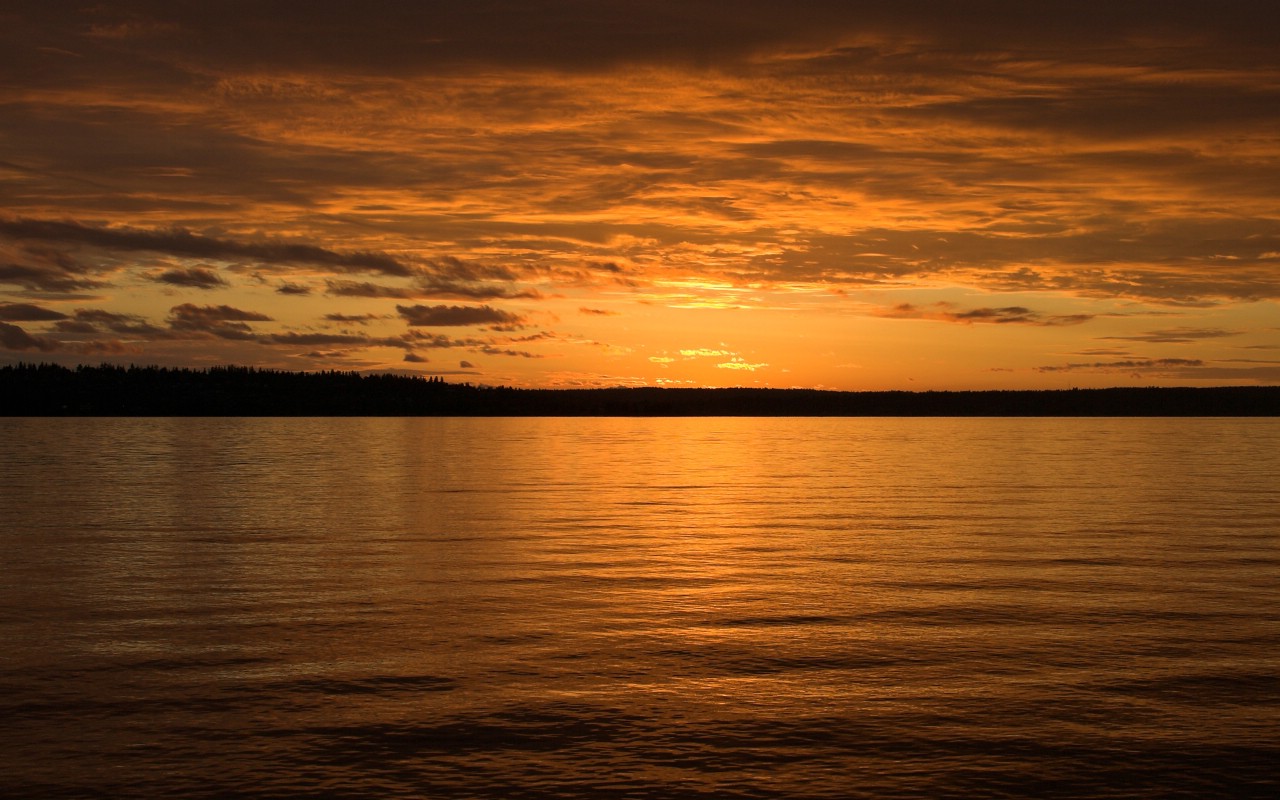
[1,362,1277,416]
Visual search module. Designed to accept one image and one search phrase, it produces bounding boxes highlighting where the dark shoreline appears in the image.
[3,363,1279,416]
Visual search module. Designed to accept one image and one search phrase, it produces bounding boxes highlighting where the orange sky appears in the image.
[2,1,1279,388]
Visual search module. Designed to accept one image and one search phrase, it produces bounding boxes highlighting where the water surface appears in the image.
[2,417,1277,797]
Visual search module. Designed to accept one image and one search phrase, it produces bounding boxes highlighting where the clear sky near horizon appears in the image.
[2,1,1279,389]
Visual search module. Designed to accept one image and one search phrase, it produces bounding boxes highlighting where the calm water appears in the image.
[1,417,1278,798]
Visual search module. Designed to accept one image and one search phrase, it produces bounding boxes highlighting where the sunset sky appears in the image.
[3,1,1279,389]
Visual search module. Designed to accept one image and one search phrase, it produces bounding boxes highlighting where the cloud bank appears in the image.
[2,2,1278,387]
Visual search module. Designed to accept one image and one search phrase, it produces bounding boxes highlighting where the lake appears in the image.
[2,417,1277,798]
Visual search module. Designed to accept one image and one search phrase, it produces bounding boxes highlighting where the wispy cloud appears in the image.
[167,303,273,340]
[0,218,415,276]
[716,359,768,372]
[1,320,133,354]
[151,266,228,289]
[396,304,526,328]
[1036,358,1204,373]
[1099,328,1240,344]
[0,302,67,321]
[874,303,1093,326]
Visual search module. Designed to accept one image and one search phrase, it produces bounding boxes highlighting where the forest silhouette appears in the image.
[3,363,1278,416]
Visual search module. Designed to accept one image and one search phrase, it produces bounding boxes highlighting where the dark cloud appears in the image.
[416,281,543,300]
[579,307,618,316]
[0,250,109,293]
[73,309,166,336]
[505,331,559,343]
[326,281,423,299]
[276,282,312,295]
[874,303,1092,326]
[168,303,272,340]
[267,332,409,349]
[324,313,382,325]
[460,360,475,368]
[169,304,272,323]
[740,219,1280,303]
[13,2,1277,75]
[152,266,228,289]
[403,352,428,363]
[983,263,1280,306]
[1036,358,1204,373]
[898,83,1280,140]
[396,304,526,327]
[0,302,67,321]
[424,256,521,283]
[404,330,488,349]
[1100,328,1240,344]
[0,217,414,277]
[53,320,99,334]
[0,321,57,351]
[479,346,543,358]
[325,278,539,300]
[0,320,132,354]
[1032,356,1280,383]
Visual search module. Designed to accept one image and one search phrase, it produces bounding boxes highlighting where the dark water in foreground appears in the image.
[2,417,1278,798]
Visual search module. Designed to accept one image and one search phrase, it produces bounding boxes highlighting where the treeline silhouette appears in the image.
[3,362,1278,416]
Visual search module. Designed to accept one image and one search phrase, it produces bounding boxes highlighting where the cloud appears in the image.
[152,266,228,289]
[403,352,428,363]
[421,256,521,283]
[0,217,414,277]
[478,345,543,358]
[79,309,152,331]
[1031,356,1280,383]
[20,2,1277,76]
[1,320,132,354]
[169,304,273,323]
[266,331,413,350]
[0,321,57,351]
[168,303,273,340]
[0,302,67,321]
[326,281,423,299]
[0,254,108,293]
[1100,327,1240,344]
[325,277,419,296]
[396,304,526,327]
[403,330,489,349]
[401,257,543,299]
[680,348,734,358]
[875,303,1093,326]
[68,309,167,336]
[459,360,475,368]
[4,2,1280,386]
[1036,358,1205,373]
[324,313,382,325]
[716,358,768,371]
[325,278,539,300]
[417,281,543,300]
[53,320,98,334]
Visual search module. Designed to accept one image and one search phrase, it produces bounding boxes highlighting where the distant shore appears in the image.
[2,363,1278,416]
